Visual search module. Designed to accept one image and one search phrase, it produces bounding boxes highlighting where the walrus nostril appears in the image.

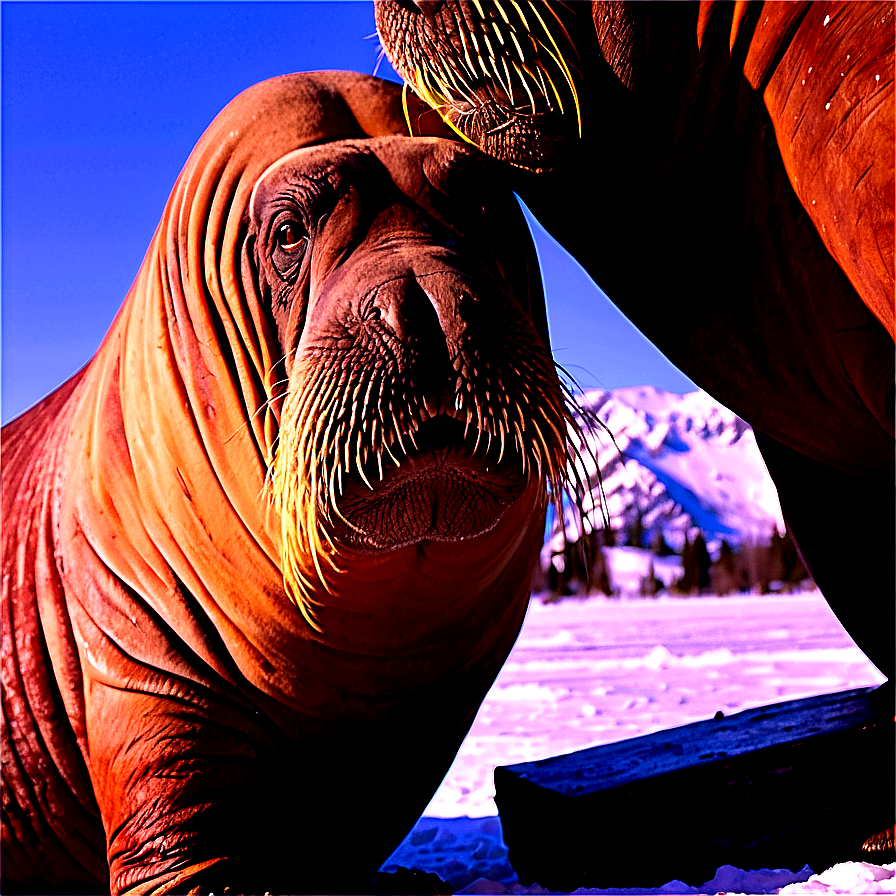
[385,277,458,409]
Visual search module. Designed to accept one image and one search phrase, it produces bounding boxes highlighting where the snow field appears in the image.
[380,592,890,894]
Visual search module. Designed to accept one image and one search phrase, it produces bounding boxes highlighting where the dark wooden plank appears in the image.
[495,684,894,891]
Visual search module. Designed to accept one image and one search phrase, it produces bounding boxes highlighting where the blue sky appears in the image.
[1,1,695,424]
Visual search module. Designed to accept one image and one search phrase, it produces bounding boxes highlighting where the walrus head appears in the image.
[250,137,580,623]
[374,0,585,173]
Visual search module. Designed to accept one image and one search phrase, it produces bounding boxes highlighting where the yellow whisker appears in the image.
[527,4,582,135]
[511,60,538,112]
[509,0,530,32]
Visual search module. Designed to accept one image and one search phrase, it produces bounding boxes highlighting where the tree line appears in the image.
[537,520,812,599]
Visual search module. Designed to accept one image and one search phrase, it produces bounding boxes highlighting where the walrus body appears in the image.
[1,72,572,894]
[375,1,896,677]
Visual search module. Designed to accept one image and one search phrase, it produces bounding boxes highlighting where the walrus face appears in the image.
[249,137,576,612]
[374,0,582,173]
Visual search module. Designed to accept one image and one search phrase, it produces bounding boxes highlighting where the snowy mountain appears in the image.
[560,386,785,554]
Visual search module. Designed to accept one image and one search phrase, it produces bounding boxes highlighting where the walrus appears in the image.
[1,71,583,894]
[375,1,896,679]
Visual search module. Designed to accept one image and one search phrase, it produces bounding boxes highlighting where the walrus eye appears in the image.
[275,221,307,252]
[270,217,309,282]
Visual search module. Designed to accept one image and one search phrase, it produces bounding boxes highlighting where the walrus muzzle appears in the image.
[252,138,571,622]
[374,0,583,171]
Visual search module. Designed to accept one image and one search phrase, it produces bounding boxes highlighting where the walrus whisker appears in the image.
[384,439,402,469]
[441,61,478,107]
[527,15,581,134]
[401,82,415,137]
[471,423,483,457]
[410,67,466,142]
[512,420,526,472]
[391,410,409,457]
[469,29,481,59]
[358,373,378,427]
[533,41,572,117]
[457,31,478,81]
[511,61,538,113]
[509,0,531,34]
[225,391,280,446]
[532,64,554,112]
[489,50,514,99]
[356,445,375,490]
[500,55,518,103]
[509,29,528,67]
[552,366,610,535]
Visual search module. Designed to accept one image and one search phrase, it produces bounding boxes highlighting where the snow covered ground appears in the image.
[379,592,892,894]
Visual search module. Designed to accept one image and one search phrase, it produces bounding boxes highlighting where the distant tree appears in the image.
[596,523,616,548]
[677,531,711,594]
[738,538,773,593]
[543,525,615,601]
[649,530,676,557]
[639,559,661,597]
[674,534,693,594]
[626,510,645,549]
[693,532,711,592]
[709,539,740,595]
[589,537,614,597]
[771,527,812,589]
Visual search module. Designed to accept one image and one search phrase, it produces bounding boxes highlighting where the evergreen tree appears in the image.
[677,530,711,594]
[709,539,739,595]
[693,532,711,592]
[649,530,676,557]
[639,559,661,597]
[777,527,812,588]
[589,540,614,597]
[628,510,645,549]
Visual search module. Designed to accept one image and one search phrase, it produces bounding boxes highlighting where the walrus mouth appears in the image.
[334,414,527,550]
[375,0,581,172]
[455,102,567,174]
[267,331,588,626]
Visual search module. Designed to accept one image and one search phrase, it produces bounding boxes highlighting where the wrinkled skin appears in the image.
[376,1,895,680]
[1,72,571,895]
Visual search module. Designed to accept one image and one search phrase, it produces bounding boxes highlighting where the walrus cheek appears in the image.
[443,99,568,173]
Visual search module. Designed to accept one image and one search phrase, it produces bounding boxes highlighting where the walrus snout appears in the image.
[252,136,576,600]
[287,259,546,550]
[374,0,582,171]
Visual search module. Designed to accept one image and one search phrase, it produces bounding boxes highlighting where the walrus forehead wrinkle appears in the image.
[249,141,382,223]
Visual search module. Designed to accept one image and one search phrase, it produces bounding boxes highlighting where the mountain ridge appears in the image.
[563,385,785,554]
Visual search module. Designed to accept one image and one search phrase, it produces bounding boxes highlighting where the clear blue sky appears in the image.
[1,1,695,424]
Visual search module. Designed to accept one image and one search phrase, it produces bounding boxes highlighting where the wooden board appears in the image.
[494,684,894,890]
